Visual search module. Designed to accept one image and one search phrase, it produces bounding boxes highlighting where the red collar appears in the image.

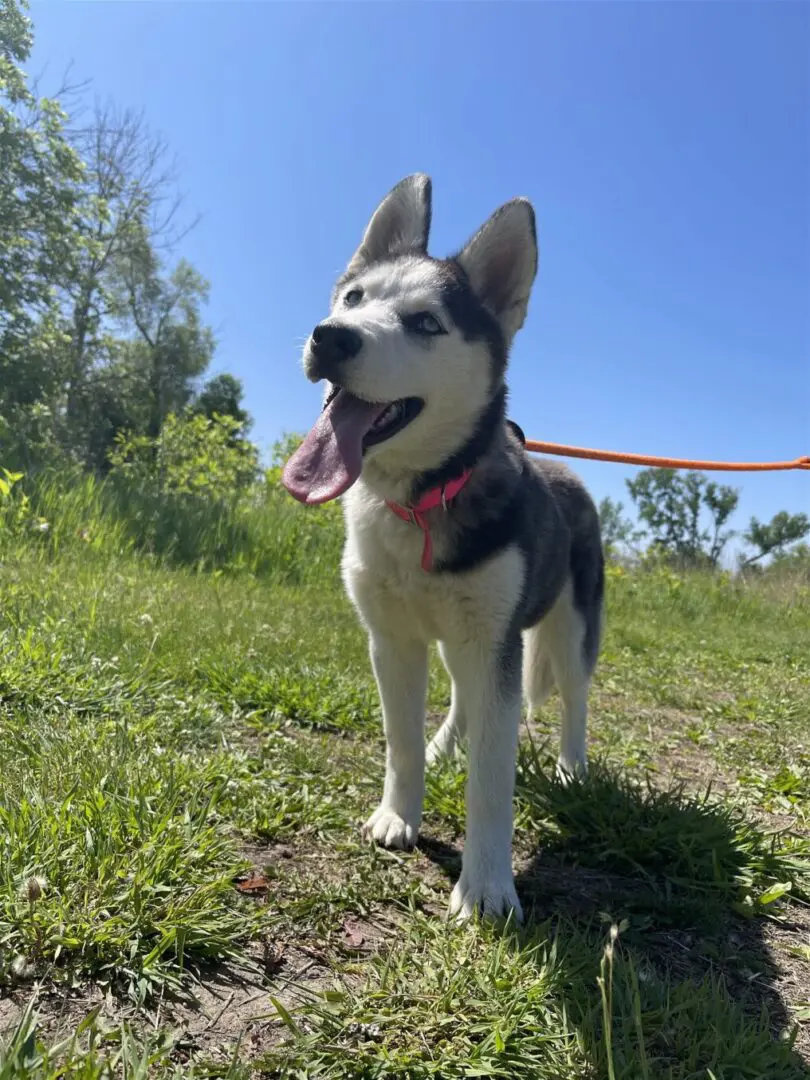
[385,469,473,572]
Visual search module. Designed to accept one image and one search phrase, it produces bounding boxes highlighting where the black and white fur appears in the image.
[301,175,604,921]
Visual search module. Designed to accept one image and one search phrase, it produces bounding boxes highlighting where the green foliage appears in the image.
[0,450,345,583]
[0,465,29,533]
[597,497,642,558]
[52,105,219,470]
[742,510,810,568]
[626,468,739,568]
[194,372,251,428]
[0,721,255,1001]
[73,416,343,579]
[264,918,585,1079]
[264,913,807,1080]
[271,432,304,464]
[516,749,809,927]
[0,465,49,536]
[0,0,32,78]
[108,410,259,498]
[0,4,247,474]
[0,465,22,500]
[0,1001,180,1078]
[604,471,803,575]
[265,430,304,483]
[0,1,86,465]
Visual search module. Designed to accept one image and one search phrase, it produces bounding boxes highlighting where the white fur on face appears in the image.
[306,258,493,474]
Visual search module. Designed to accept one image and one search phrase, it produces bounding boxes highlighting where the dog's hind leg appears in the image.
[523,582,591,781]
[426,644,467,765]
[545,582,591,781]
[522,625,555,721]
[426,692,465,765]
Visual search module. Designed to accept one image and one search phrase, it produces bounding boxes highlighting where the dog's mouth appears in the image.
[320,384,424,452]
[360,395,424,450]
[282,387,424,505]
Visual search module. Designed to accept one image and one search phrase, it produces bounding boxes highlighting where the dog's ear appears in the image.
[456,198,537,341]
[345,174,432,275]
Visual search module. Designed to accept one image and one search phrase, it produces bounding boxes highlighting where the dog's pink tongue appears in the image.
[282,390,382,505]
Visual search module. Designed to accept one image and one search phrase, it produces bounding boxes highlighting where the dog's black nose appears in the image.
[310,323,362,366]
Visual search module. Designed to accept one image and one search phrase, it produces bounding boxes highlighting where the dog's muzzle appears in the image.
[306,322,362,383]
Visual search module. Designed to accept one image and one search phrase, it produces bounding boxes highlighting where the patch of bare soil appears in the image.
[761,905,810,1060]
[0,841,383,1071]
[587,692,805,831]
[163,941,328,1070]
[161,840,408,1070]
[0,943,326,1069]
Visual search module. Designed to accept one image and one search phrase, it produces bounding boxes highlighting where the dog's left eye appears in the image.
[406,312,445,335]
[344,289,363,307]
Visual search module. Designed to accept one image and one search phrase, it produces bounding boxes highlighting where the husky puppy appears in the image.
[283,175,604,921]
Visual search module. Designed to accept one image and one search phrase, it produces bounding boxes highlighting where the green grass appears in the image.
[261,913,806,1080]
[1,490,809,1077]
[5,468,344,585]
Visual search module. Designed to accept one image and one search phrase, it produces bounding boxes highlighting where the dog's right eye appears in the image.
[344,289,363,307]
[403,312,445,336]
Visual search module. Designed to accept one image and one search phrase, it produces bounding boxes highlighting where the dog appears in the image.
[282,175,604,922]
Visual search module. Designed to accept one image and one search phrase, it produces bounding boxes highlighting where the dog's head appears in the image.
[283,174,537,505]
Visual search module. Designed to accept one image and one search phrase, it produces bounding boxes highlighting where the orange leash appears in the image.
[524,440,810,473]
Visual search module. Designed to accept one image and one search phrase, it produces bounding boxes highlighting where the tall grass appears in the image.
[3,468,808,614]
[2,469,344,586]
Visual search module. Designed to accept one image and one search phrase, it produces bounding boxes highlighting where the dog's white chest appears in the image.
[343,505,447,637]
[341,485,524,646]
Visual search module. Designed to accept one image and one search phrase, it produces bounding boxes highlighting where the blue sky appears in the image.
[30,1,809,542]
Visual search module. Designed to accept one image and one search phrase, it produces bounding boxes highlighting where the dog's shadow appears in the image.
[418,745,809,1077]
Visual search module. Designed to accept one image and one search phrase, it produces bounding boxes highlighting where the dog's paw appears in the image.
[426,734,460,767]
[425,737,445,767]
[556,756,587,788]
[447,871,523,925]
[362,806,419,850]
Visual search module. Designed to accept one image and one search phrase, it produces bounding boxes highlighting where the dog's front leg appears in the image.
[363,633,428,850]
[442,634,523,923]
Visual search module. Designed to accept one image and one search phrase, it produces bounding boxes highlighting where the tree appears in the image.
[119,253,215,438]
[597,496,642,557]
[194,373,251,430]
[741,511,810,568]
[50,192,215,472]
[0,0,85,465]
[60,103,198,456]
[702,480,739,568]
[626,468,739,568]
[0,1,244,476]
